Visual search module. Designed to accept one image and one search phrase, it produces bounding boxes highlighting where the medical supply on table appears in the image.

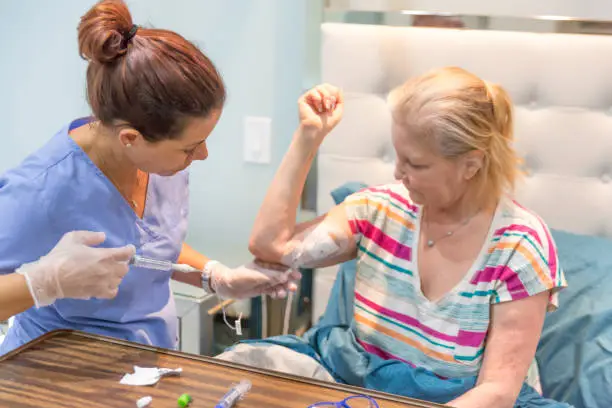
[136,396,152,408]
[282,291,294,335]
[177,393,193,407]
[130,255,201,274]
[120,366,183,386]
[214,379,252,408]
[307,394,380,407]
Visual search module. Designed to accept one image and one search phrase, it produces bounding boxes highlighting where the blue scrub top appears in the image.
[0,118,190,355]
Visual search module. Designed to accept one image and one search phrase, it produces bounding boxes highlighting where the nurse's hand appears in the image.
[16,231,136,308]
[207,261,301,300]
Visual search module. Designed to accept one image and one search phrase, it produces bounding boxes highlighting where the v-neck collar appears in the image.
[411,198,505,307]
[63,119,162,241]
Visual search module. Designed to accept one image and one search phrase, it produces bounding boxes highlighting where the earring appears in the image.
[126,143,132,148]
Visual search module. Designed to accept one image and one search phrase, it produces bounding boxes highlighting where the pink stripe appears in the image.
[357,338,415,367]
[470,265,528,300]
[511,200,558,282]
[355,292,455,342]
[494,224,543,246]
[357,339,448,379]
[350,220,412,261]
[366,187,419,213]
[456,330,487,348]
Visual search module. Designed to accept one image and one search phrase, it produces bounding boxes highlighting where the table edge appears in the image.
[0,329,448,408]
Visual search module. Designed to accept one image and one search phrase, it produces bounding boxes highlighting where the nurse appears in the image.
[0,0,299,355]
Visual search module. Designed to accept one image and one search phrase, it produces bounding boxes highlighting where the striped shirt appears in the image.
[344,183,567,379]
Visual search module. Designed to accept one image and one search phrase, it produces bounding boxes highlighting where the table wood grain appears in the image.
[0,330,447,408]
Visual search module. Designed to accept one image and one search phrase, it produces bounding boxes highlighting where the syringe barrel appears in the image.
[130,255,172,272]
[214,380,252,408]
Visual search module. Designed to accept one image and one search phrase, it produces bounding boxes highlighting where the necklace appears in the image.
[87,123,141,210]
[109,171,140,210]
[96,153,140,210]
[423,208,479,248]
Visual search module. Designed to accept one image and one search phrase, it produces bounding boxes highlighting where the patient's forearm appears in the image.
[249,129,318,262]
[449,382,515,408]
[280,217,356,269]
[0,273,34,320]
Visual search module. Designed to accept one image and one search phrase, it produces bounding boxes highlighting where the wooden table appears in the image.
[0,330,447,408]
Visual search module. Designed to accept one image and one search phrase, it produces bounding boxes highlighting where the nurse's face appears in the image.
[120,109,222,176]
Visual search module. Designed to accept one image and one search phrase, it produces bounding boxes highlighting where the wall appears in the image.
[0,0,92,166]
[0,0,322,271]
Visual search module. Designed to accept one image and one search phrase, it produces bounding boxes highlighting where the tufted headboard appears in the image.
[311,22,612,323]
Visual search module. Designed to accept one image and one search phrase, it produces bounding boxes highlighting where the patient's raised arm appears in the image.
[249,84,356,269]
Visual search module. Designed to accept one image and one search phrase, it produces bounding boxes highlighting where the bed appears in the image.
[312,22,612,407]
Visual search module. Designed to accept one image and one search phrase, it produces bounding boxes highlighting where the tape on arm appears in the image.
[281,222,353,269]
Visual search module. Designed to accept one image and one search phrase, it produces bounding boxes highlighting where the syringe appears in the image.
[214,379,252,408]
[129,255,201,274]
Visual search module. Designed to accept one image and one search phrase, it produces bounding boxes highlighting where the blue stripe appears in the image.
[359,244,413,276]
[491,232,548,265]
[454,347,485,362]
[459,290,498,299]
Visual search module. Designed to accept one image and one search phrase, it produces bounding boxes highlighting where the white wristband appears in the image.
[202,260,219,294]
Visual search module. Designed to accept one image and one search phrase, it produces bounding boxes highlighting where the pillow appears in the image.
[536,230,612,408]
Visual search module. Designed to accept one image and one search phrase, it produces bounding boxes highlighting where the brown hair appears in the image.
[78,0,226,142]
[388,66,521,202]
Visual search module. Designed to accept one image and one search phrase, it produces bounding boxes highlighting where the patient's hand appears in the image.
[298,83,344,144]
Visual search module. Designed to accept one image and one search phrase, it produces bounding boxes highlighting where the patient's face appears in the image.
[392,123,472,208]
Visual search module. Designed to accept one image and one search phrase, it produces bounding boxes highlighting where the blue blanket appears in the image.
[240,259,571,407]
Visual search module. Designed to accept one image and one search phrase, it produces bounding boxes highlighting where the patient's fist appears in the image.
[298,83,344,142]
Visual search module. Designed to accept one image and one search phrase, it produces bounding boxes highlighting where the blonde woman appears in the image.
[224,67,570,408]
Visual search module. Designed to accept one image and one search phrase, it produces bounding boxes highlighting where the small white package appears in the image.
[120,366,182,386]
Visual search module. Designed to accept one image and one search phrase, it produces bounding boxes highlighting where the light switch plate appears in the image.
[243,116,271,164]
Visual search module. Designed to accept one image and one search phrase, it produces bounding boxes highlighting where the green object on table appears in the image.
[177,393,192,407]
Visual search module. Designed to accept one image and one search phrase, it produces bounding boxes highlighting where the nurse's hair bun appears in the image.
[76,0,226,143]
[78,0,135,64]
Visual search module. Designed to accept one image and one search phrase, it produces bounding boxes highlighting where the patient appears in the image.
[219,67,569,408]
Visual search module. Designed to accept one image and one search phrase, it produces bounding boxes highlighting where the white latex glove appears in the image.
[208,261,301,300]
[16,231,136,308]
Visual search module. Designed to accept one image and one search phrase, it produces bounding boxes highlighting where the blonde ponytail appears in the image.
[485,81,513,142]
[482,81,522,200]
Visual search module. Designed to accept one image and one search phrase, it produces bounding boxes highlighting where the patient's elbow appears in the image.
[248,238,265,258]
[248,237,283,262]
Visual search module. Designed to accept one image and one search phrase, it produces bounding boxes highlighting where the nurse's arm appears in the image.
[173,243,209,287]
[0,273,34,321]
